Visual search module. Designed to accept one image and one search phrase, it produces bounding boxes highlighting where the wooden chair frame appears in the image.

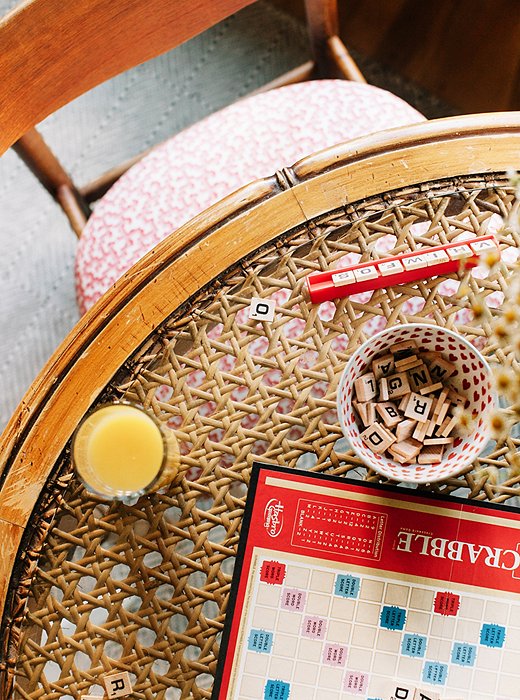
[1,112,520,695]
[1,0,364,236]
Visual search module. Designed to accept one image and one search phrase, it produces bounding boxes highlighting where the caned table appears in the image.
[1,114,520,699]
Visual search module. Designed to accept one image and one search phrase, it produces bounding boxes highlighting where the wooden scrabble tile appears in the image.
[380,679,416,699]
[417,445,444,464]
[427,355,456,381]
[249,297,276,322]
[407,364,432,393]
[433,388,450,416]
[398,393,411,410]
[395,419,416,442]
[354,400,368,425]
[103,671,133,698]
[378,259,405,276]
[438,415,451,433]
[414,687,440,700]
[395,355,422,371]
[448,388,466,406]
[425,418,438,437]
[419,381,444,395]
[403,392,433,423]
[440,414,459,437]
[402,253,428,270]
[413,419,429,442]
[354,372,378,402]
[446,243,473,260]
[392,438,422,461]
[82,697,104,700]
[360,423,396,453]
[376,402,402,427]
[391,340,418,356]
[388,446,411,464]
[379,423,398,441]
[365,401,376,425]
[423,437,453,445]
[372,353,395,379]
[332,269,356,286]
[353,264,378,281]
[423,249,450,265]
[435,400,450,426]
[469,237,499,254]
[383,372,411,400]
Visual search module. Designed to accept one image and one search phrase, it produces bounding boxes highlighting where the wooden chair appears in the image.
[1,113,520,698]
[1,0,425,312]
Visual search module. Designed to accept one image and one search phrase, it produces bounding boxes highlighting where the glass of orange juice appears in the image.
[72,402,180,503]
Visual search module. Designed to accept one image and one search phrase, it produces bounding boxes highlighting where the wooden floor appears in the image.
[275,0,520,114]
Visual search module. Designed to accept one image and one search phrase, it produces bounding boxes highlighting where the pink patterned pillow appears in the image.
[76,80,425,312]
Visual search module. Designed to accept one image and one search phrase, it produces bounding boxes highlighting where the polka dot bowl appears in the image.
[337,323,494,483]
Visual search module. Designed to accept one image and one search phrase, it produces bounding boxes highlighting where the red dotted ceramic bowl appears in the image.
[337,323,493,483]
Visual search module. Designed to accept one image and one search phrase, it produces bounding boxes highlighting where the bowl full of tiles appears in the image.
[337,323,494,483]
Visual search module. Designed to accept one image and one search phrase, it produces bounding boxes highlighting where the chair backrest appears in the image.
[0,0,256,154]
[1,0,359,235]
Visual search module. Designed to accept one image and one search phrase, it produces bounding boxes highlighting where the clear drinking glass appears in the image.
[72,402,180,503]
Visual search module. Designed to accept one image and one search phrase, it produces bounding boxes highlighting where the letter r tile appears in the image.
[103,671,133,698]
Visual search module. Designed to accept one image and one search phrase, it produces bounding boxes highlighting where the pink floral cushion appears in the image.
[76,80,425,312]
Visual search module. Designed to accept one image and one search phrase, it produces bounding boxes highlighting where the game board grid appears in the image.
[233,554,520,700]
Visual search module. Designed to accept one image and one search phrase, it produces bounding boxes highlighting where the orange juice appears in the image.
[73,403,178,499]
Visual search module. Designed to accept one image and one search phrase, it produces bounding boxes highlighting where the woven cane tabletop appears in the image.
[3,119,520,699]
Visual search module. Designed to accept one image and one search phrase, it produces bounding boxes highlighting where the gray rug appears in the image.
[0,1,456,432]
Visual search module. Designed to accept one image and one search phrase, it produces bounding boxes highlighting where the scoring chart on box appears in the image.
[292,499,387,560]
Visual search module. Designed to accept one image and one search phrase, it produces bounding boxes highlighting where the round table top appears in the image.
[2,113,520,699]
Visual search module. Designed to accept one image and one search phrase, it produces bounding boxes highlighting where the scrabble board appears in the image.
[212,463,520,700]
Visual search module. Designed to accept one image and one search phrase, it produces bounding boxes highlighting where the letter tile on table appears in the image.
[249,297,276,322]
[103,671,133,698]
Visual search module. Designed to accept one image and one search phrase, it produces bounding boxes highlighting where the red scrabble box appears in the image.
[305,235,499,304]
